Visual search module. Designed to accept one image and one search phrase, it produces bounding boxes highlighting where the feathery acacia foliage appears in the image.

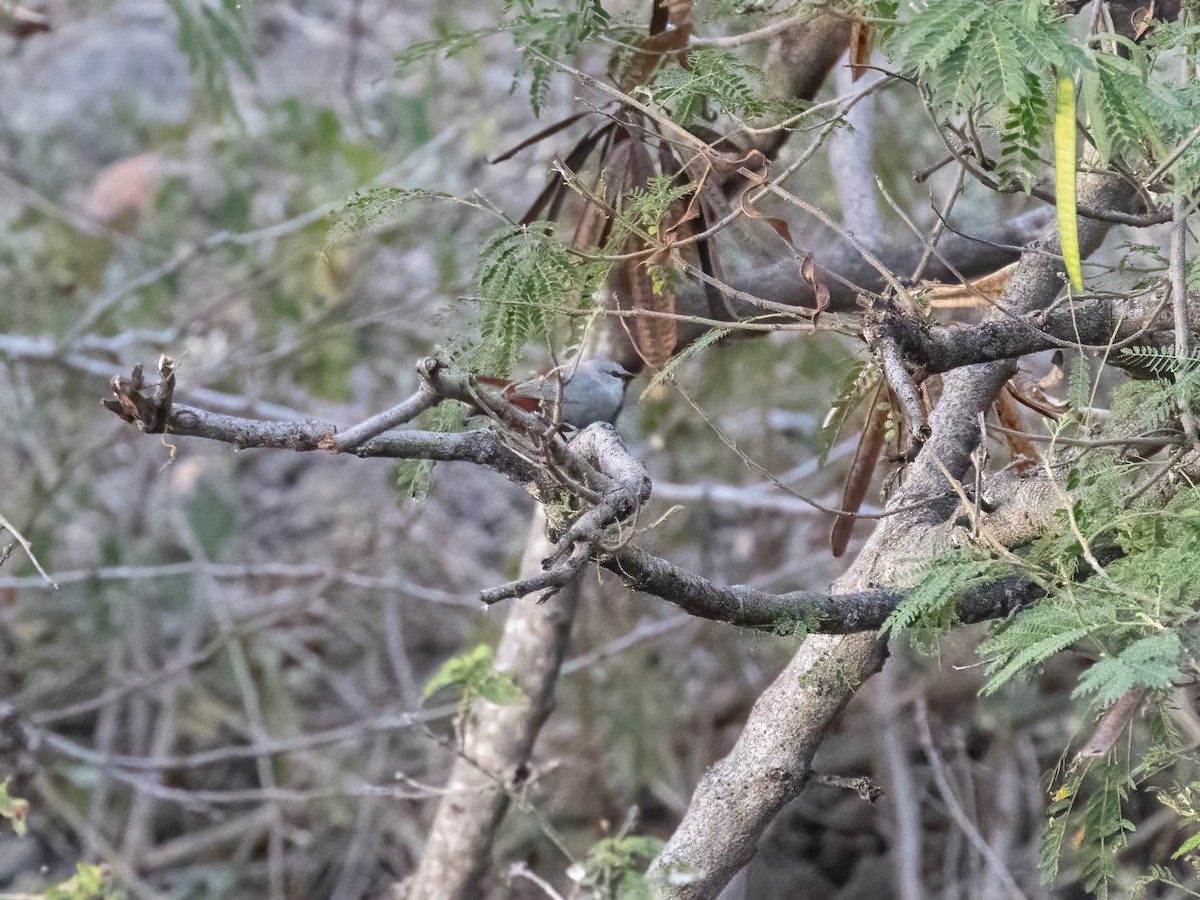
[881,549,1009,635]
[473,223,587,377]
[164,0,254,121]
[397,0,612,114]
[892,385,1200,890]
[639,48,767,128]
[324,187,450,250]
[883,0,1197,197]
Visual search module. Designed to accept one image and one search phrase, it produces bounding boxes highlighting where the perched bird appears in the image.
[478,358,636,428]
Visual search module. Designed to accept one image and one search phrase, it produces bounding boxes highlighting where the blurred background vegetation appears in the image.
[0,1,858,896]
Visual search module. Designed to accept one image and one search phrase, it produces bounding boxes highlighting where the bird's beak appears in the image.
[618,370,636,382]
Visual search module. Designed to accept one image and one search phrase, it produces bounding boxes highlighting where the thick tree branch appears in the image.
[160,400,547,487]
[893,298,1153,375]
[404,511,582,900]
[607,545,1043,632]
[483,424,653,603]
[103,356,1070,639]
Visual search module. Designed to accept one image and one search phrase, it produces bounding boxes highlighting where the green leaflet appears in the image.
[1055,75,1083,292]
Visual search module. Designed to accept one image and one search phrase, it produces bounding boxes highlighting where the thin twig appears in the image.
[332,384,440,451]
[987,423,1183,449]
[922,100,1168,228]
[689,18,800,47]
[120,606,208,865]
[880,332,929,449]
[508,862,568,900]
[1044,429,1109,581]
[914,701,1031,900]
[0,509,56,588]
[1169,198,1197,439]
[0,560,468,605]
[749,175,919,312]
[33,706,455,771]
[1145,119,1200,186]
[910,166,965,283]
[812,773,883,802]
[170,507,286,900]
[1122,444,1189,508]
[664,374,934,521]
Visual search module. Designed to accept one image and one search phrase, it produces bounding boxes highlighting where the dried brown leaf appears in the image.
[831,381,887,557]
[82,152,161,235]
[922,263,1016,309]
[849,20,873,82]
[995,389,1038,475]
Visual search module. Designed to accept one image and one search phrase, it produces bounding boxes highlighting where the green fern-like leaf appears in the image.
[979,601,1094,695]
[641,327,728,397]
[325,187,449,250]
[509,0,613,115]
[1145,78,1200,198]
[889,0,988,81]
[1080,761,1137,899]
[1010,10,1068,72]
[472,223,591,376]
[1117,345,1197,376]
[1108,376,1177,432]
[882,550,1007,635]
[939,39,984,114]
[817,356,873,468]
[396,26,501,69]
[1089,54,1163,162]
[1040,775,1079,886]
[165,0,254,121]
[1073,631,1182,706]
[617,175,695,243]
[982,20,1025,106]
[1114,347,1200,427]
[998,72,1050,191]
[887,0,1069,120]
[643,48,767,128]
[1068,353,1094,409]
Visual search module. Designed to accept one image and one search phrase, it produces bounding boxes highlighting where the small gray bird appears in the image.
[481,359,636,427]
[534,358,636,427]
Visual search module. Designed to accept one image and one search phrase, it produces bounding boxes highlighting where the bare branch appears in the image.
[606,545,1042,632]
[332,384,440,451]
[916,700,1031,900]
[1170,199,1197,437]
[405,510,582,900]
[0,508,57,589]
[101,361,545,489]
[879,327,930,449]
[887,292,1188,377]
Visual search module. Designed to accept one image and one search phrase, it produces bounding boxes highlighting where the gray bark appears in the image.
[403,509,580,900]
